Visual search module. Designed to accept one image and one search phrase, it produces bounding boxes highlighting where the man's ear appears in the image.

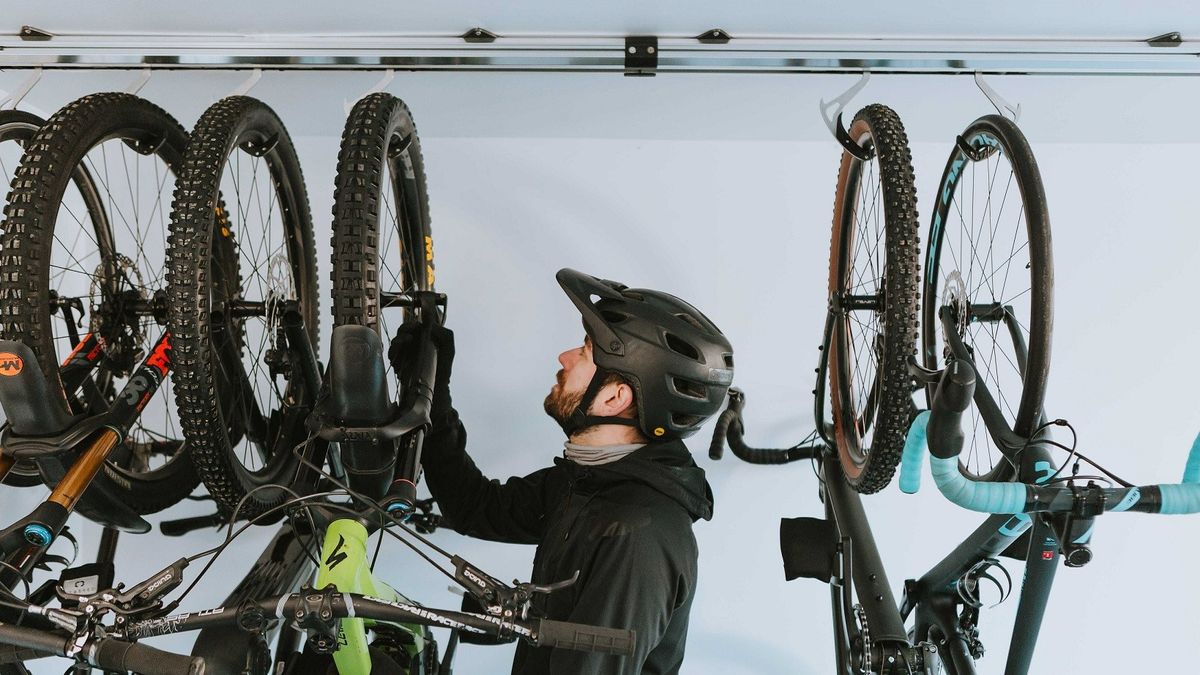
[593,382,636,418]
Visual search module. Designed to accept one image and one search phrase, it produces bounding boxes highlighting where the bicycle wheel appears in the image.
[0,110,47,488]
[827,104,921,494]
[922,115,1053,482]
[331,93,435,399]
[168,96,318,518]
[0,93,198,513]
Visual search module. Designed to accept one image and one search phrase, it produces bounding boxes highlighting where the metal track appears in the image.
[0,33,1197,75]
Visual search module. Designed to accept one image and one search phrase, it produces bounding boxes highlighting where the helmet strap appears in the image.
[559,368,639,437]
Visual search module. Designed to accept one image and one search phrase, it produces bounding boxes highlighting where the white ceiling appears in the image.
[2,1,1197,40]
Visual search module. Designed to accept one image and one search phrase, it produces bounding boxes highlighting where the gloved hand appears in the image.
[388,320,455,425]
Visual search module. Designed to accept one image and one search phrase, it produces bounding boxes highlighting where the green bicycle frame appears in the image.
[316,518,428,675]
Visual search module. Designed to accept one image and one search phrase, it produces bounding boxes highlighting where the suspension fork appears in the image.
[1,332,173,574]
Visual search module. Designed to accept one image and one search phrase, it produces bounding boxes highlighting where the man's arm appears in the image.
[421,410,550,544]
[547,520,692,675]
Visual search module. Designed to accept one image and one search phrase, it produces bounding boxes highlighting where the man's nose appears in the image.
[558,350,574,369]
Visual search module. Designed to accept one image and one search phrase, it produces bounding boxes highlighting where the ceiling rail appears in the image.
[0,33,1197,75]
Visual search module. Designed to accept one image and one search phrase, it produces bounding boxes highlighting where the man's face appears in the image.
[543,335,598,425]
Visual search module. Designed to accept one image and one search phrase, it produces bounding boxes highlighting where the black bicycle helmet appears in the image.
[556,268,734,441]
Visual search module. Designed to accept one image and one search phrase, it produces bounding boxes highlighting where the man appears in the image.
[399,268,734,674]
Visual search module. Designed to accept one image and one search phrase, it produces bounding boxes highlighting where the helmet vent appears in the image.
[601,310,628,324]
[674,313,705,331]
[664,332,700,361]
[672,377,707,400]
[671,412,703,427]
[723,353,734,367]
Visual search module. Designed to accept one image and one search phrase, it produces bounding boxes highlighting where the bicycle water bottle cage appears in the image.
[0,340,78,437]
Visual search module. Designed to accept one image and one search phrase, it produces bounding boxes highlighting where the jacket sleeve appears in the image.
[547,519,692,675]
[420,410,550,544]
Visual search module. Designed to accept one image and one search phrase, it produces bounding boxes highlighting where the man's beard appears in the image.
[544,369,585,429]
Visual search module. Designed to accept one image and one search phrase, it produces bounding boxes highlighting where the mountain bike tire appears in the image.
[827,104,921,494]
[0,93,199,513]
[168,96,318,518]
[922,114,1052,482]
[0,109,48,488]
[331,93,435,404]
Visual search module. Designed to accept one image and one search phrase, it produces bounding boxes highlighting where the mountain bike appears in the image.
[708,108,1200,673]
[166,95,323,522]
[0,294,634,675]
[0,93,202,603]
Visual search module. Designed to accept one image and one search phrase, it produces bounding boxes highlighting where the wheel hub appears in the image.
[89,254,148,376]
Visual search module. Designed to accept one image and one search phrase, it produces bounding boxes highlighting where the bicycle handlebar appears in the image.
[0,623,203,674]
[121,591,635,658]
[901,360,1200,515]
[707,389,822,464]
[0,589,635,673]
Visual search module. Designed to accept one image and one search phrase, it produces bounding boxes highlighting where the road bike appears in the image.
[708,107,1200,674]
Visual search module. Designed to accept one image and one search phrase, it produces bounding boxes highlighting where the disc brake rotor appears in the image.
[942,270,970,360]
[264,251,296,352]
[88,253,148,376]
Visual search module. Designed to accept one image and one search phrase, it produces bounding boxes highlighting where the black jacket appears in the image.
[421,411,714,675]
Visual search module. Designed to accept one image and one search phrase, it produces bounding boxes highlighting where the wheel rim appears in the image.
[212,132,313,482]
[832,127,886,474]
[50,135,186,478]
[925,127,1041,479]
[375,127,433,402]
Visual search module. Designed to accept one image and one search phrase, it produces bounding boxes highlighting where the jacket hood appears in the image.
[559,440,714,522]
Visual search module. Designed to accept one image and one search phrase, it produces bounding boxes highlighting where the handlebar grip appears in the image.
[924,360,1028,513]
[708,408,737,460]
[1158,483,1200,515]
[89,640,206,675]
[1182,431,1200,484]
[159,513,225,537]
[898,411,931,494]
[535,619,636,657]
[930,456,1028,514]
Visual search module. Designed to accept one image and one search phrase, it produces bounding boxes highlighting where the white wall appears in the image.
[2,70,1199,674]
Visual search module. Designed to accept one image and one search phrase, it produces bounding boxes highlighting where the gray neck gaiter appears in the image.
[563,441,646,466]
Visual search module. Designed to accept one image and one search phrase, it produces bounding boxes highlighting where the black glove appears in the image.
[388,320,455,424]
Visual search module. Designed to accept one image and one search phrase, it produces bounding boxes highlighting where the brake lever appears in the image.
[451,556,580,621]
[516,570,580,596]
[60,558,189,619]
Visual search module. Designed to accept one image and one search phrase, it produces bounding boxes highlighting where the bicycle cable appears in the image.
[1011,418,1135,488]
[290,436,457,562]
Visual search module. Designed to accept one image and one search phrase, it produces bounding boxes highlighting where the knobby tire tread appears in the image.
[331,92,434,335]
[828,104,920,494]
[167,96,318,518]
[0,93,198,512]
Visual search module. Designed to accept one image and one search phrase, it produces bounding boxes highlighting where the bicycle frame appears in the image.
[0,330,172,594]
[815,298,1074,674]
[316,518,429,674]
[822,437,1064,675]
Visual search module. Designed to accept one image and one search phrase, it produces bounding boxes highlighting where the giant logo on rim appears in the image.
[0,352,23,376]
